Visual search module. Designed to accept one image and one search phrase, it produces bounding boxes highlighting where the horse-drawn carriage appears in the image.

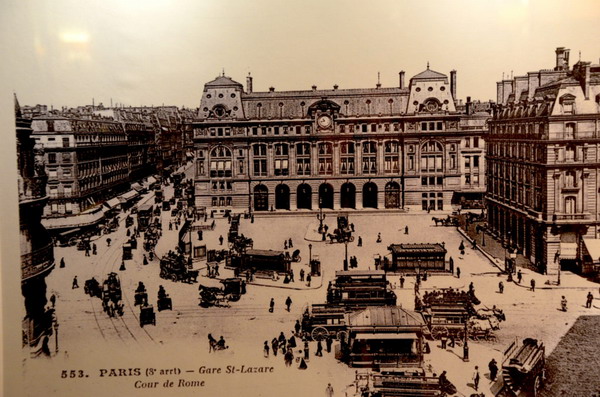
[134,282,148,306]
[499,338,545,397]
[84,277,102,298]
[103,217,120,234]
[159,252,199,283]
[102,273,124,317]
[125,215,134,228]
[139,304,156,327]
[157,286,172,311]
[327,215,354,243]
[416,289,504,341]
[431,215,459,227]
[198,278,246,308]
[122,244,132,260]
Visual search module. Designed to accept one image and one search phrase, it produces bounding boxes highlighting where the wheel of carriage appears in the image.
[532,374,542,397]
[68,237,78,246]
[336,330,348,342]
[347,236,355,243]
[431,326,449,340]
[311,327,329,341]
[160,270,167,279]
[228,294,241,302]
[455,329,466,342]
[171,274,178,282]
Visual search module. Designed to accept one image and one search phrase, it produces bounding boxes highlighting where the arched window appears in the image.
[209,146,232,177]
[340,142,355,175]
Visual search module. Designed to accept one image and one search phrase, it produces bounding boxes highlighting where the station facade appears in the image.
[192,68,487,213]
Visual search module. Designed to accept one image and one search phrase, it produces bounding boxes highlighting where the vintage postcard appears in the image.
[2,1,600,396]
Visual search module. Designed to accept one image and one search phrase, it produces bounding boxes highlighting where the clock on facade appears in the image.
[317,115,332,128]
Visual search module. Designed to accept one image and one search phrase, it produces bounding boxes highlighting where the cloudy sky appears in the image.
[2,0,599,108]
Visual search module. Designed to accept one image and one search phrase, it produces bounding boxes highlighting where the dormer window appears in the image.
[559,94,576,115]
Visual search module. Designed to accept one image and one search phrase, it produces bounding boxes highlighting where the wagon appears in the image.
[500,338,545,396]
[301,304,348,341]
[159,253,199,283]
[139,305,156,327]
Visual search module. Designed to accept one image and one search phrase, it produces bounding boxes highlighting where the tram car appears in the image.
[499,338,545,397]
[101,273,124,317]
[301,270,397,341]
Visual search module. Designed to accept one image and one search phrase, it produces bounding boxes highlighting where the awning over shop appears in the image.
[560,242,578,260]
[131,182,144,192]
[103,197,121,209]
[118,190,139,203]
[354,333,418,340]
[583,238,600,262]
[42,207,105,230]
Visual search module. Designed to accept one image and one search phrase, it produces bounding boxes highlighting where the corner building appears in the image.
[192,68,487,213]
[487,48,600,275]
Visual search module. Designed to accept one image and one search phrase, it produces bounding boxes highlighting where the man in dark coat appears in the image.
[325,335,333,353]
[488,359,498,381]
[285,296,292,311]
[316,340,323,356]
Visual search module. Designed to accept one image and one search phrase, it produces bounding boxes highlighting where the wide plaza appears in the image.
[23,176,600,396]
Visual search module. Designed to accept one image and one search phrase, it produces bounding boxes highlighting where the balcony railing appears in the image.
[552,213,591,222]
[21,242,55,280]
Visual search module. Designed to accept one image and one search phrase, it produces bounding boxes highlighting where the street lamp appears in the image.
[317,198,326,234]
[54,321,59,354]
[309,244,312,263]
[462,315,469,362]
[343,237,349,271]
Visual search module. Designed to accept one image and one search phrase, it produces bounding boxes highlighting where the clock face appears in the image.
[317,115,332,128]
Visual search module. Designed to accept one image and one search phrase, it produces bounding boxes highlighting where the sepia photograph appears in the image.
[2,1,600,396]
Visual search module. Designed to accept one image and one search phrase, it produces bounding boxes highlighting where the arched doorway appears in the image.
[297,184,312,210]
[319,184,334,209]
[384,182,400,208]
[254,185,269,211]
[275,184,290,210]
[363,182,378,208]
[340,183,356,209]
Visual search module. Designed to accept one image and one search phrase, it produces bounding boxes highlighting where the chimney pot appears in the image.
[312,85,317,91]
[269,87,275,92]
[333,84,338,90]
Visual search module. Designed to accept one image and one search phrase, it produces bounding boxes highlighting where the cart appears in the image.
[122,244,132,260]
[139,305,156,327]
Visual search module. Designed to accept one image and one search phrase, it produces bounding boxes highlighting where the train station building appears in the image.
[191,68,488,214]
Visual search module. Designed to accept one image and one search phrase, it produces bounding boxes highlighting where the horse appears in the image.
[432,217,445,226]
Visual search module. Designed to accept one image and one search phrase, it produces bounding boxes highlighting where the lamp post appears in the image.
[462,315,469,361]
[309,244,312,263]
[317,198,326,234]
[54,321,59,354]
[343,237,349,271]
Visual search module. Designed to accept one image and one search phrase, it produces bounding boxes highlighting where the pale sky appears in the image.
[2,0,600,108]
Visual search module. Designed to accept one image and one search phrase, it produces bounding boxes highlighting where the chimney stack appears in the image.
[269,87,275,92]
[399,71,405,89]
[333,84,338,90]
[555,47,570,71]
[466,96,472,115]
[450,70,457,100]
[246,73,253,94]
[312,85,317,91]
[584,62,591,99]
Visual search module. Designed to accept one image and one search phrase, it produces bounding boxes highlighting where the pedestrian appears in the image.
[119,261,126,271]
[316,340,323,356]
[449,334,455,348]
[278,331,287,349]
[325,383,334,397]
[72,276,79,289]
[530,279,536,292]
[469,282,474,293]
[400,275,405,289]
[143,254,148,266]
[263,341,269,357]
[169,221,173,230]
[459,241,465,252]
[499,281,504,294]
[288,238,293,248]
[561,296,568,311]
[376,233,382,243]
[456,267,461,279]
[416,273,421,286]
[405,225,409,235]
[300,268,305,282]
[269,298,275,313]
[214,263,220,277]
[219,235,224,246]
[440,333,448,349]
[289,269,295,282]
[284,240,288,250]
[85,247,90,257]
[294,320,301,335]
[285,296,292,312]
[298,358,308,370]
[473,366,480,391]
[271,338,279,356]
[586,292,594,308]
[60,257,65,268]
[304,339,309,359]
[439,371,448,388]
[350,223,355,232]
[517,270,522,284]
[358,236,362,247]
[489,358,498,381]
[92,243,97,255]
[306,274,312,287]
[325,335,332,353]
[107,238,111,247]
[50,294,56,308]
[284,348,294,367]
[449,256,454,274]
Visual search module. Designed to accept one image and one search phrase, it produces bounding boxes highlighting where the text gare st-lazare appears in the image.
[91,366,275,389]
